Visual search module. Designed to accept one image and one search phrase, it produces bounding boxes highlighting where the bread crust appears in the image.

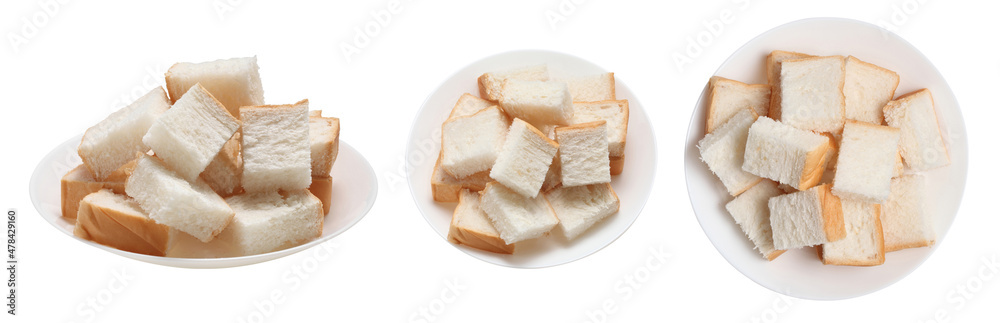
[431,152,491,202]
[820,204,885,266]
[766,50,815,119]
[798,135,832,190]
[74,191,173,256]
[609,156,625,176]
[308,175,333,215]
[607,72,617,100]
[818,184,846,242]
[446,190,514,254]
[61,165,127,219]
[705,76,770,134]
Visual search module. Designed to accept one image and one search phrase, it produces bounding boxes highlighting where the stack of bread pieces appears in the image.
[699,51,948,266]
[64,56,341,257]
[435,65,628,254]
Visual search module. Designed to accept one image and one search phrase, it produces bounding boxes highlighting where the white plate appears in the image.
[29,135,377,269]
[685,18,968,300]
[407,50,657,268]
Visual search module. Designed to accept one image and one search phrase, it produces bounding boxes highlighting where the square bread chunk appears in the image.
[769,184,845,250]
[571,100,629,160]
[241,100,312,192]
[743,117,832,190]
[882,174,935,252]
[832,121,901,203]
[165,56,264,118]
[447,189,514,254]
[779,55,846,133]
[844,56,899,124]
[441,106,510,179]
[218,190,323,256]
[562,73,615,101]
[499,79,574,126]
[449,93,494,120]
[556,121,611,187]
[309,115,341,177]
[545,183,620,241]
[883,89,950,171]
[478,65,549,101]
[766,50,815,119]
[490,118,559,198]
[699,108,762,196]
[725,180,785,261]
[431,152,492,202]
[62,165,127,219]
[73,190,174,256]
[705,76,770,133]
[79,87,170,180]
[819,200,885,266]
[480,182,560,245]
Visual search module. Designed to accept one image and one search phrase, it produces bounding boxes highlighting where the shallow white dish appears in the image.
[407,50,657,268]
[29,135,377,268]
[685,18,968,299]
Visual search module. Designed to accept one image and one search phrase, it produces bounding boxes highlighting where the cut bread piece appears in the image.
[449,93,494,120]
[125,155,234,242]
[61,165,127,219]
[441,106,510,178]
[143,83,240,181]
[309,115,341,177]
[308,175,333,215]
[743,117,832,190]
[562,73,615,101]
[769,184,845,250]
[571,100,629,157]
[478,65,549,101]
[844,56,899,124]
[766,50,815,119]
[217,190,323,256]
[431,152,492,202]
[882,174,935,252]
[490,119,559,198]
[819,201,884,266]
[779,55,846,133]
[73,190,174,256]
[241,99,312,192]
[725,180,785,260]
[556,121,611,187]
[447,189,514,254]
[479,182,560,244]
[832,121,901,203]
[165,56,264,118]
[79,87,170,180]
[200,132,242,197]
[698,108,762,196]
[545,183,619,240]
[705,76,770,133]
[883,89,950,171]
[498,80,574,126]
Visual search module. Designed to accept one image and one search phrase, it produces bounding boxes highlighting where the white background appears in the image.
[1,0,998,322]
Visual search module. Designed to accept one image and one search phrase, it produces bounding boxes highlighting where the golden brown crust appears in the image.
[609,156,625,176]
[818,184,846,242]
[74,193,172,256]
[446,190,514,254]
[61,166,126,219]
[555,120,607,134]
[607,72,617,100]
[766,249,787,261]
[799,135,832,190]
[766,50,815,120]
[308,175,333,215]
[820,203,885,266]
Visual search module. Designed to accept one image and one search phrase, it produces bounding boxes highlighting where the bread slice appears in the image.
[200,132,242,197]
[562,73,615,101]
[143,83,240,181]
[779,55,847,133]
[479,182,560,244]
[570,100,629,158]
[769,184,845,250]
[832,121,901,203]
[698,108,762,196]
[882,174,935,252]
[489,119,559,198]
[498,80,574,126]
[819,201,885,266]
[743,117,832,190]
[165,56,264,118]
[844,56,899,124]
[883,89,950,171]
[125,155,234,242]
[441,106,510,179]
[478,65,549,101]
[308,175,333,215]
[705,76,770,133]
[217,190,323,256]
[78,87,170,180]
[766,50,815,119]
[447,189,514,254]
[449,93,494,120]
[545,183,619,240]
[61,165,127,219]
[73,190,174,256]
[725,180,785,260]
[556,121,611,187]
[241,100,312,192]
[309,115,341,177]
[431,152,492,202]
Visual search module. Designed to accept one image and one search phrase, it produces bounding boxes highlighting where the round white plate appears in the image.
[407,50,657,268]
[685,18,968,299]
[29,135,377,269]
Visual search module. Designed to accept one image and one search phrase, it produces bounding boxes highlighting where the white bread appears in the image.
[705,76,770,133]
[125,155,234,242]
[449,93,494,120]
[819,201,885,266]
[165,56,264,118]
[882,174,935,252]
[766,50,814,119]
[240,100,312,192]
[769,184,846,250]
[217,190,323,256]
[844,56,899,124]
[490,118,559,198]
[73,190,174,256]
[545,183,619,240]
[478,65,549,101]
[479,182,560,245]
[883,89,950,171]
[431,152,492,202]
[779,55,846,133]
[441,106,510,179]
[200,132,242,197]
[725,180,785,260]
[743,117,832,190]
[447,189,514,254]
[61,165,127,219]
[308,175,333,215]
[698,108,762,196]
[562,73,615,101]
[556,121,611,187]
[832,121,901,203]
[498,80,574,126]
[78,87,170,180]
[541,154,561,193]
[143,83,240,181]
[309,115,341,177]
[570,100,629,158]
